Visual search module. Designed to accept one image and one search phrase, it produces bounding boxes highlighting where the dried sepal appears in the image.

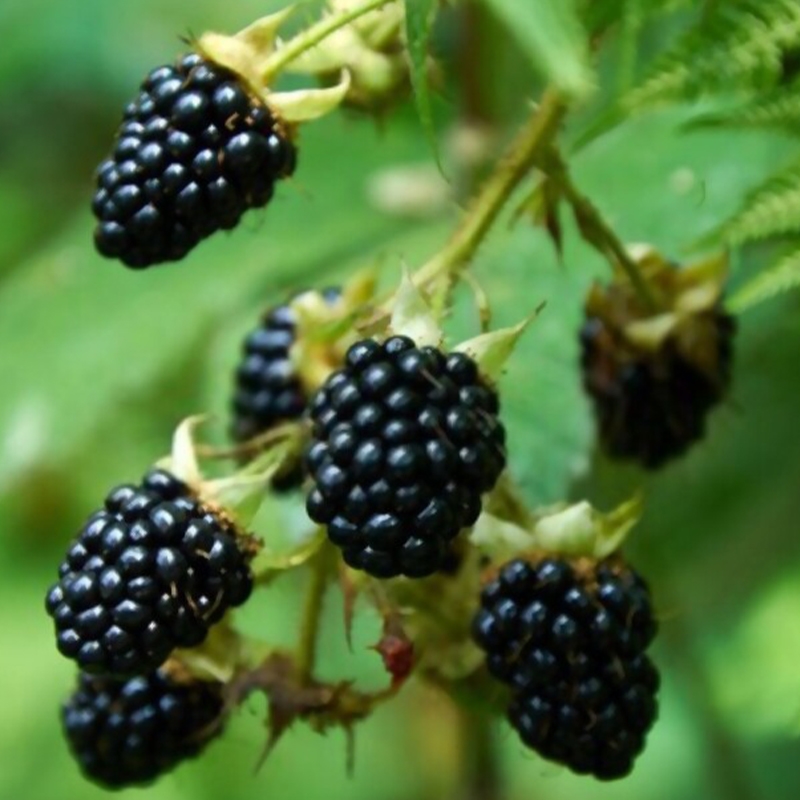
[454,318,532,382]
[469,512,535,558]
[531,495,643,559]
[587,246,731,376]
[289,271,379,395]
[268,71,353,122]
[388,269,443,347]
[197,7,297,97]
[164,415,208,489]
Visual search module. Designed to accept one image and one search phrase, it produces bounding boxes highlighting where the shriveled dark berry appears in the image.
[580,280,735,469]
[306,337,506,578]
[92,52,296,268]
[62,668,223,788]
[231,288,341,490]
[473,556,659,780]
[45,469,254,676]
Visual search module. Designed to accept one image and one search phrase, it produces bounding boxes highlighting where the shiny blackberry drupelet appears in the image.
[92,52,296,268]
[62,668,224,788]
[580,310,735,469]
[45,469,253,676]
[472,558,659,780]
[306,336,506,578]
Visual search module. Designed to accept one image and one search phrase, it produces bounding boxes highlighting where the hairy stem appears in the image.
[296,542,333,681]
[263,0,392,77]
[546,148,660,310]
[414,88,568,287]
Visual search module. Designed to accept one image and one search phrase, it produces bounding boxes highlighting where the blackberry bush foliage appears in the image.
[92,52,296,268]
[62,667,224,788]
[45,0,776,791]
[473,557,659,780]
[305,336,506,578]
[45,468,254,676]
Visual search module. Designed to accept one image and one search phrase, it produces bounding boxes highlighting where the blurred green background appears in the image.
[1,1,800,799]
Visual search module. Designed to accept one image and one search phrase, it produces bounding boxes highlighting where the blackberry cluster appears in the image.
[92,52,296,268]
[306,336,506,578]
[580,308,735,469]
[62,668,224,788]
[472,557,659,780]
[231,287,341,452]
[45,469,254,676]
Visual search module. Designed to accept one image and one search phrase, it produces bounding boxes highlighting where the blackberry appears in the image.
[62,668,224,788]
[581,292,735,469]
[306,336,506,578]
[92,52,296,268]
[231,289,341,490]
[472,557,659,780]
[45,469,254,676]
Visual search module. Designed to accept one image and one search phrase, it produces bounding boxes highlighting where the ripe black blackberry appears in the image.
[306,336,506,578]
[580,311,735,469]
[62,667,224,788]
[472,557,659,780]
[231,288,341,489]
[45,468,254,676]
[92,52,296,268]
[580,266,735,469]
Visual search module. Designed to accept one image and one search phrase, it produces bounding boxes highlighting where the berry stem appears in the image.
[545,147,662,311]
[457,706,503,800]
[262,0,393,78]
[413,88,568,288]
[296,541,334,681]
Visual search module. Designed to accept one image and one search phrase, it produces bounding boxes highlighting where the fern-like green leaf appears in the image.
[716,162,800,246]
[625,0,800,109]
[686,82,800,131]
[729,245,800,311]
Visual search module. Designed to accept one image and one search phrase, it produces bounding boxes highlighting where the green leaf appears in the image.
[728,245,800,312]
[685,83,800,132]
[478,0,593,99]
[404,0,441,167]
[624,0,800,110]
[716,160,800,247]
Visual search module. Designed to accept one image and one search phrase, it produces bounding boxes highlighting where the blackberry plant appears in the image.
[26,0,797,796]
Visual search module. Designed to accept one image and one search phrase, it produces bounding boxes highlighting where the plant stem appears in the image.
[456,705,503,800]
[263,0,391,77]
[546,148,661,310]
[458,0,492,127]
[660,600,758,800]
[414,88,568,288]
[296,542,333,681]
